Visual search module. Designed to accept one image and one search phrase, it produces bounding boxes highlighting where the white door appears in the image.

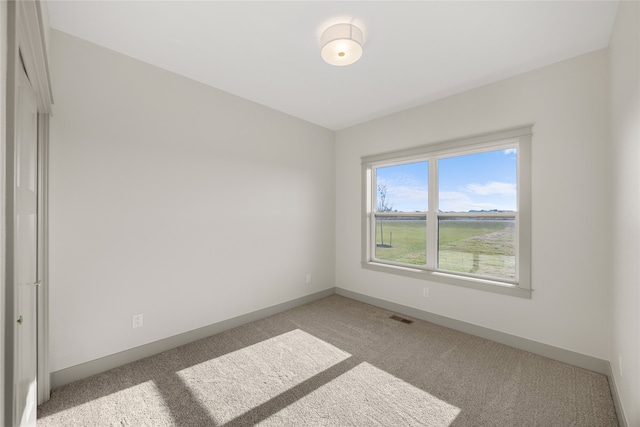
[13,62,39,427]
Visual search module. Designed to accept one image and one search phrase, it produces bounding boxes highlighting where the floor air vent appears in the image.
[389,315,413,324]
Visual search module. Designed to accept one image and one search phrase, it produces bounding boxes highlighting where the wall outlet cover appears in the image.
[132,314,143,328]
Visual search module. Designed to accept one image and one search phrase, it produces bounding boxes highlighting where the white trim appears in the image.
[606,362,628,427]
[4,1,53,422]
[37,113,50,404]
[427,157,437,270]
[336,288,606,372]
[47,287,624,424]
[337,285,627,424]
[361,165,371,265]
[436,212,516,218]
[361,126,532,298]
[374,212,428,218]
[361,261,530,298]
[19,0,53,407]
[0,0,7,422]
[16,0,53,114]
[49,287,625,424]
[4,3,20,423]
[361,125,531,164]
[50,289,335,389]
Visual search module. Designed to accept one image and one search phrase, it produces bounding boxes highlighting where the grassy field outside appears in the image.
[375,218,515,279]
[375,218,427,265]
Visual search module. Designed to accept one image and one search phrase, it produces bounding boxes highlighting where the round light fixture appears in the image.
[321,23,364,66]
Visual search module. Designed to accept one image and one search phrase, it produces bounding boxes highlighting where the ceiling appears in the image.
[46,1,619,131]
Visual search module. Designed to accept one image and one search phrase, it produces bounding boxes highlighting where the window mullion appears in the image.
[361,126,532,298]
[426,156,438,270]
[369,167,377,261]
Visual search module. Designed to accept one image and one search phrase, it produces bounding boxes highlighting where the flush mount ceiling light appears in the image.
[321,23,364,66]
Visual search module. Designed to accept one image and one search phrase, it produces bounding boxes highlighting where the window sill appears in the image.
[361,261,532,299]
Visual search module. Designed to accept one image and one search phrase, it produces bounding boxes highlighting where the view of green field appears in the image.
[375,219,515,279]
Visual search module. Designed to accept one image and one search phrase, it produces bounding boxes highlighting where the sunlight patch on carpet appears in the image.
[176,329,351,425]
[38,380,174,426]
[261,362,461,426]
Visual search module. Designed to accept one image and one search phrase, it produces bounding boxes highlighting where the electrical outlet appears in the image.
[306,273,312,284]
[423,287,430,298]
[132,313,143,328]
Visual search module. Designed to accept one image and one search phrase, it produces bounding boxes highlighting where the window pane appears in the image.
[375,216,426,266]
[375,161,428,213]
[438,149,516,213]
[438,217,515,280]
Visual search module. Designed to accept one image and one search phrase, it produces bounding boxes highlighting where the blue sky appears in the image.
[376,148,517,212]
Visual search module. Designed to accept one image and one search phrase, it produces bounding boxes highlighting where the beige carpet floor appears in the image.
[37,295,618,426]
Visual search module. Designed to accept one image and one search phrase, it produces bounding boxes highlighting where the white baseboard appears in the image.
[335,287,626,426]
[605,361,628,427]
[335,288,608,373]
[49,286,627,426]
[50,288,335,389]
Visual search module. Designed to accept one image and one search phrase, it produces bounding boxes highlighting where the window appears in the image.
[361,126,531,298]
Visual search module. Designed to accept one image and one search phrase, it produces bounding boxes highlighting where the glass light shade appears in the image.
[321,23,364,66]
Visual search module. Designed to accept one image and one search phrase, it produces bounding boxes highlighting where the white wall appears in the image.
[46,6,639,423]
[336,49,611,360]
[48,30,335,371]
[609,1,640,425]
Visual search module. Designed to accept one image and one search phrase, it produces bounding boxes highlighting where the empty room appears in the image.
[2,1,638,426]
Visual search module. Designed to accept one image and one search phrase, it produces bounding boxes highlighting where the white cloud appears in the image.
[439,191,469,202]
[389,186,428,201]
[466,181,516,196]
[503,148,517,155]
[386,185,428,211]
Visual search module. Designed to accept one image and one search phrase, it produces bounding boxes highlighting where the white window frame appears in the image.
[361,126,532,298]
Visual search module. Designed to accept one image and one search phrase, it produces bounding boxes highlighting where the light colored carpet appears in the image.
[37,295,618,426]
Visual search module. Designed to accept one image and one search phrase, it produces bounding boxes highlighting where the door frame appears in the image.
[3,0,53,424]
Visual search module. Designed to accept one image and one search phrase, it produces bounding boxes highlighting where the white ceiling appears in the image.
[46,1,619,130]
